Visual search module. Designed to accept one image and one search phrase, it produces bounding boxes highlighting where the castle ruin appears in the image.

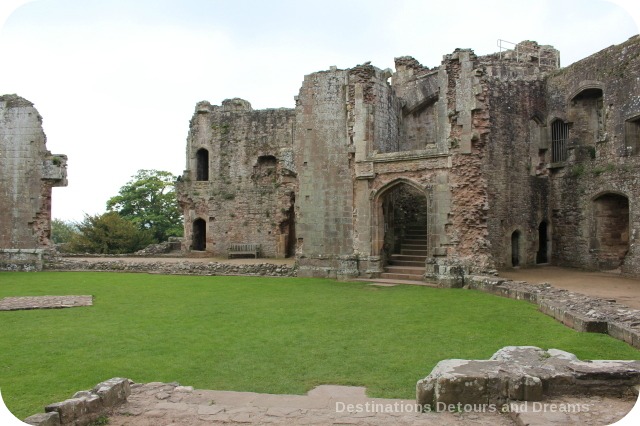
[177,36,640,285]
[0,94,68,270]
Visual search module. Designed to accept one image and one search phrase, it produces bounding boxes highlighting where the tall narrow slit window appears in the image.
[196,148,209,181]
[551,119,569,163]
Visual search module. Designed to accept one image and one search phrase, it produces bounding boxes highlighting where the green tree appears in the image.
[66,212,154,254]
[106,169,183,243]
[51,219,78,245]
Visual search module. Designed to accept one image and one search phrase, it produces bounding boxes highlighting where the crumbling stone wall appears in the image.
[178,36,640,280]
[545,35,640,274]
[177,99,296,258]
[478,44,558,270]
[0,94,67,270]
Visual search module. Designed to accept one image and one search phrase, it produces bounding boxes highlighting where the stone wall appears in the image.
[0,95,67,251]
[295,68,357,278]
[176,36,640,281]
[177,99,296,258]
[546,35,640,274]
[46,257,297,277]
[24,377,130,426]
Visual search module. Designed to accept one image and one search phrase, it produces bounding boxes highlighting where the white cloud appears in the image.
[0,0,638,221]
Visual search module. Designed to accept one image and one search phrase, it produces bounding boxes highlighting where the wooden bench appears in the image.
[228,243,261,259]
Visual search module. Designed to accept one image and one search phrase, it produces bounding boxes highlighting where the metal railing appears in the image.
[497,39,560,68]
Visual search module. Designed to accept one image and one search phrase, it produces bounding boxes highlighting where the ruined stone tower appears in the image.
[0,94,68,270]
[178,36,640,283]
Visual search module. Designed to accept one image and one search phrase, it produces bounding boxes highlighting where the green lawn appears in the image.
[1,272,638,419]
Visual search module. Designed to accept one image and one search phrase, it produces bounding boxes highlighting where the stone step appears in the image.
[380,272,425,281]
[401,243,428,250]
[387,259,424,267]
[389,254,428,262]
[404,231,428,237]
[384,266,425,275]
[403,238,428,244]
[402,249,430,256]
[351,278,438,287]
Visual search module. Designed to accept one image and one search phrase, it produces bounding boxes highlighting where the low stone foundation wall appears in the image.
[45,257,297,277]
[466,275,640,349]
[0,249,45,271]
[24,377,130,426]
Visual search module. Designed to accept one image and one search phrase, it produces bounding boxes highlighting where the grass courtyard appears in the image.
[1,272,639,419]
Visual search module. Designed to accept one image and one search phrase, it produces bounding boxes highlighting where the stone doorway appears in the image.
[592,193,629,270]
[536,221,549,264]
[376,181,429,281]
[511,230,521,267]
[192,218,207,251]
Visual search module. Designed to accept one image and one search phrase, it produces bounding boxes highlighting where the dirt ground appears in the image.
[498,266,640,309]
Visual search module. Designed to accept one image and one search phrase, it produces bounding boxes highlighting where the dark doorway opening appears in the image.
[381,183,429,256]
[593,193,629,270]
[196,148,209,181]
[192,218,206,251]
[511,230,521,267]
[536,221,548,264]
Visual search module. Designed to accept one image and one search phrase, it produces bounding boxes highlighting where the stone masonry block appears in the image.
[93,377,131,409]
[23,412,61,426]
[45,398,88,424]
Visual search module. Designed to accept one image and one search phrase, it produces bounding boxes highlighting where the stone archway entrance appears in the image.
[374,181,429,281]
[593,193,629,270]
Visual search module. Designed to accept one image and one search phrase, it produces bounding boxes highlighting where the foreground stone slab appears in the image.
[0,296,93,311]
[416,346,640,410]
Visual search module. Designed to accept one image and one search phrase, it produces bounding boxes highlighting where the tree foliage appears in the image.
[66,212,154,254]
[106,169,183,243]
[51,219,78,245]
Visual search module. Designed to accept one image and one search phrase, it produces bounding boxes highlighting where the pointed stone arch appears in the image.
[371,179,432,260]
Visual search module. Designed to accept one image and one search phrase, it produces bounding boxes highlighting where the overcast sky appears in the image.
[0,0,638,222]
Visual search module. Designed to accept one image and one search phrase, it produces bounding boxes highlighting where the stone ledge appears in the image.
[465,275,640,349]
[24,378,130,426]
[45,258,296,277]
[416,346,640,410]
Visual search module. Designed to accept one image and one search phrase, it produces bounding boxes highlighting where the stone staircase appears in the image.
[381,224,428,282]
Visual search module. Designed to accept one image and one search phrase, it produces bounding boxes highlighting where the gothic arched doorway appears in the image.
[373,181,429,263]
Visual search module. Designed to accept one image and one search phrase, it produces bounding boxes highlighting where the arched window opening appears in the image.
[192,218,207,251]
[196,148,209,181]
[593,193,629,270]
[570,88,604,145]
[536,221,548,264]
[511,230,521,267]
[551,119,569,163]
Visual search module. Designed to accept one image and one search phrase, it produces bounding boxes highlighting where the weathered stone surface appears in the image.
[93,377,131,408]
[0,295,92,311]
[416,346,640,410]
[174,35,640,283]
[46,256,297,277]
[33,378,131,426]
[23,411,61,426]
[0,94,67,271]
